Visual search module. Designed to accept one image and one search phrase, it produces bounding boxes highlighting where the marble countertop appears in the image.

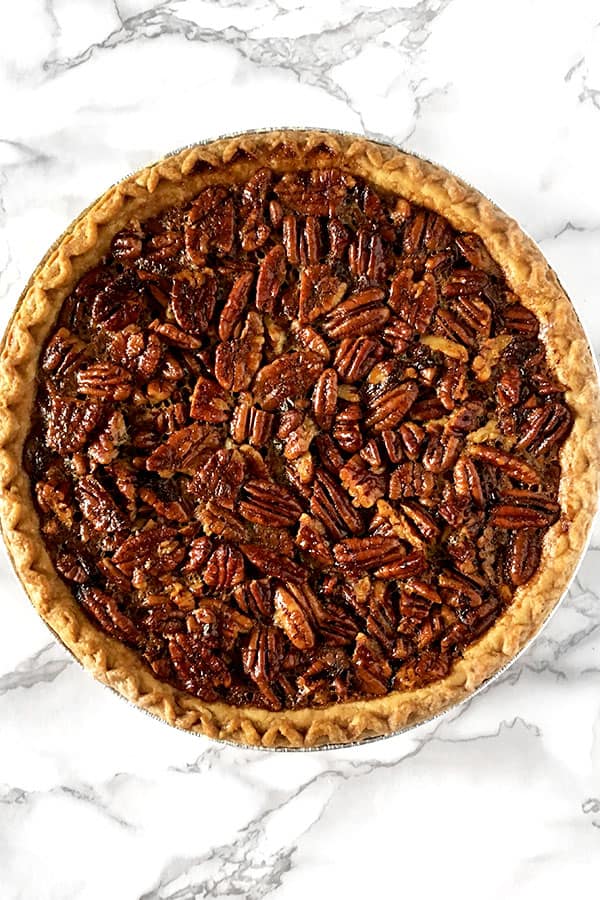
[2,1,600,897]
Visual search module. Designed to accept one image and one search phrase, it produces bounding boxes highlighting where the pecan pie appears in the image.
[1,131,598,748]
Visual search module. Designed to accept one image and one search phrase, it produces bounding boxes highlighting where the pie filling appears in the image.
[25,166,572,710]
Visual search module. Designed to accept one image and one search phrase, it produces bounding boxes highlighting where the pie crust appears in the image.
[1,129,598,748]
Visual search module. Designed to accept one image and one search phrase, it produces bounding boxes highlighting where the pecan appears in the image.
[389,462,435,500]
[438,570,484,608]
[240,544,306,583]
[87,410,127,466]
[255,244,286,313]
[197,500,249,542]
[381,319,413,353]
[42,328,87,378]
[352,633,391,696]
[374,549,426,580]
[46,393,105,455]
[282,214,299,264]
[239,168,272,251]
[112,525,184,576]
[437,360,468,411]
[218,270,254,341]
[489,490,560,529]
[89,274,144,331]
[360,438,384,470]
[184,536,213,572]
[410,397,447,421]
[334,336,383,383]
[306,589,358,647]
[365,381,418,432]
[108,327,162,380]
[149,319,202,350]
[273,582,315,649]
[327,217,350,259]
[171,269,217,334]
[275,167,351,216]
[242,625,283,709]
[398,423,425,460]
[311,368,338,430]
[314,433,345,473]
[204,544,245,590]
[402,209,427,255]
[422,431,462,473]
[400,501,441,541]
[214,310,264,392]
[388,270,437,334]
[190,375,231,423]
[79,587,141,646]
[321,288,389,340]
[111,230,143,262]
[310,469,363,540]
[502,304,539,336]
[468,444,540,485]
[191,448,245,510]
[185,185,234,264]
[453,457,485,507]
[170,633,231,698]
[455,232,503,277]
[253,350,324,411]
[298,265,347,323]
[506,529,543,586]
[364,581,397,652]
[75,475,127,533]
[300,217,321,266]
[441,267,489,297]
[515,403,572,456]
[452,295,492,338]
[56,551,89,583]
[332,404,363,453]
[229,396,274,447]
[233,578,273,619]
[292,324,330,360]
[339,454,386,508]
[333,535,405,573]
[434,307,476,347]
[281,415,319,460]
[295,514,333,567]
[239,479,303,527]
[146,423,220,476]
[188,601,252,648]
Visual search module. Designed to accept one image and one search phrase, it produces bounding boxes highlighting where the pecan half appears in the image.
[253,351,325,411]
[273,582,315,650]
[146,423,220,476]
[214,311,264,392]
[239,479,303,527]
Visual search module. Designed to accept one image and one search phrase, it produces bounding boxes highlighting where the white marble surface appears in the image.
[1,1,600,897]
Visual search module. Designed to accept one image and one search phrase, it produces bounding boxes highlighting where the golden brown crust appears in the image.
[1,129,598,748]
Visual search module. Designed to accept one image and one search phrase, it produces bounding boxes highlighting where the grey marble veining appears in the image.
[1,2,600,897]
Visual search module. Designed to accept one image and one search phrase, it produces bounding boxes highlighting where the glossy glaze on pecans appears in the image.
[26,166,571,709]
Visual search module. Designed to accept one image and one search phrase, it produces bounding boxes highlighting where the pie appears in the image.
[1,130,598,748]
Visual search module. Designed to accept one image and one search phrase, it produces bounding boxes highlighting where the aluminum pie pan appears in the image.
[3,126,599,752]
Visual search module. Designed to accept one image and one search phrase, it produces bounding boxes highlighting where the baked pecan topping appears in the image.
[27,166,571,710]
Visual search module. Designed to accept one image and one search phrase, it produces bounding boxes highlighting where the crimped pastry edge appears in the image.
[1,129,598,749]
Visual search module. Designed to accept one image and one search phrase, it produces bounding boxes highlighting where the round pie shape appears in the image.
[1,130,599,748]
